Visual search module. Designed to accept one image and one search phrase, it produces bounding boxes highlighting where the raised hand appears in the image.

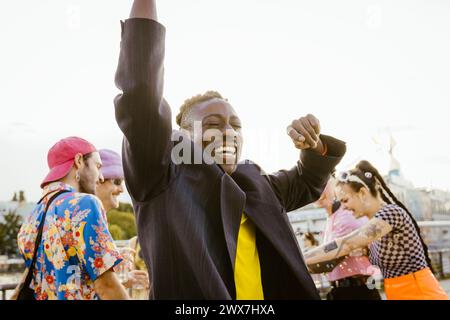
[286,114,324,153]
[130,0,157,20]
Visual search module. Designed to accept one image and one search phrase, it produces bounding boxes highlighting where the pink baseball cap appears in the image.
[41,136,97,188]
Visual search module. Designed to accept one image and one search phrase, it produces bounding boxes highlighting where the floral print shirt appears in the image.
[17,182,122,300]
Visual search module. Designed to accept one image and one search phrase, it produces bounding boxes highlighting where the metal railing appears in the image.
[0,283,17,300]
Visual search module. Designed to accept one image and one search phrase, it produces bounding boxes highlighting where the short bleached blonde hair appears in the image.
[176,91,228,128]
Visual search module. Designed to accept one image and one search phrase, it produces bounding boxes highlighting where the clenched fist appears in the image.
[286,114,324,153]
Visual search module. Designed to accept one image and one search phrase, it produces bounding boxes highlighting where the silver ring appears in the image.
[286,126,295,136]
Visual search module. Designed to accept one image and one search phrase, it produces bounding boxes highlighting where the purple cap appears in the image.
[99,149,124,180]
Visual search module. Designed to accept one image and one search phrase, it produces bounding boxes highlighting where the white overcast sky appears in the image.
[1,0,449,202]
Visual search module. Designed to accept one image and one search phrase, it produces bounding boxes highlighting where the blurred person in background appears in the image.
[97,149,150,299]
[303,232,319,249]
[302,232,328,295]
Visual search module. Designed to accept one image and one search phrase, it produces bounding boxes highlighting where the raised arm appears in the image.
[130,0,157,19]
[268,115,346,211]
[304,218,393,265]
[115,0,174,202]
[268,134,346,211]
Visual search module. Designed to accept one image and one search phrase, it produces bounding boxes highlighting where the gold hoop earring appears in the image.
[75,171,80,182]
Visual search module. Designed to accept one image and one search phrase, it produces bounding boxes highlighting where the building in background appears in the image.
[0,191,34,224]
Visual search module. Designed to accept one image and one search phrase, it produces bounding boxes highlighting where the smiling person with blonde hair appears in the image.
[114,0,347,299]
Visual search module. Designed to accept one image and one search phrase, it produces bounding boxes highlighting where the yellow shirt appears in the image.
[234,213,264,300]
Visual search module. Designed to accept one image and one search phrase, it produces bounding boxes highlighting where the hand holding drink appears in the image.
[115,242,135,283]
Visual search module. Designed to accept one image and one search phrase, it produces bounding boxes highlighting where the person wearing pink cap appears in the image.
[13,137,129,300]
[96,149,150,298]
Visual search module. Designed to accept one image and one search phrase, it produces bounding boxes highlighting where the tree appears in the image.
[106,202,136,241]
[0,211,23,256]
[118,202,134,213]
[109,224,126,240]
[106,210,136,240]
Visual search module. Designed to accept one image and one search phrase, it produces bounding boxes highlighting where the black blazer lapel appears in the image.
[231,163,308,281]
[219,174,246,271]
[244,195,306,275]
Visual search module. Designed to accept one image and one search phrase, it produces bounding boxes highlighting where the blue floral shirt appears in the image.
[17,182,122,300]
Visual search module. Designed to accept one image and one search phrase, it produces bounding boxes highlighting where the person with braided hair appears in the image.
[304,160,448,300]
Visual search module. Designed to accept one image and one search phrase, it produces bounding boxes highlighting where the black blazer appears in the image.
[114,18,346,300]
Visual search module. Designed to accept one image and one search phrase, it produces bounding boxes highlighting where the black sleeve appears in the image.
[267,135,346,212]
[114,18,174,202]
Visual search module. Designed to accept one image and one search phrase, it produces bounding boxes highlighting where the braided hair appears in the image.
[340,160,434,272]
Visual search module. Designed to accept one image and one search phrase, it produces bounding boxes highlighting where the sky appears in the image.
[1,0,450,202]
